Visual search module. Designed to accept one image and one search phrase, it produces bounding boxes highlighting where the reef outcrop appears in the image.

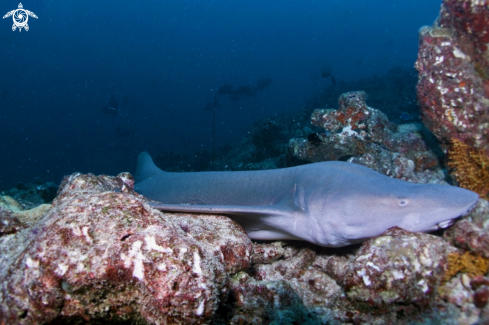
[288,90,444,184]
[2,171,489,324]
[0,172,252,324]
[415,0,489,154]
[415,0,489,197]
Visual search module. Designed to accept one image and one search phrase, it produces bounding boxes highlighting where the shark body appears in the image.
[135,152,478,247]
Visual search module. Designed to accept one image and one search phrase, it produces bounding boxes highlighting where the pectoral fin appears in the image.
[150,203,300,240]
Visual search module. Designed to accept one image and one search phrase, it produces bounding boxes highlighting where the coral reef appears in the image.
[415,0,489,155]
[2,172,489,323]
[341,227,451,307]
[444,199,489,258]
[228,272,321,324]
[4,1,489,320]
[0,205,25,235]
[444,251,489,282]
[224,228,465,324]
[0,172,252,324]
[438,275,481,324]
[306,67,420,124]
[288,91,445,184]
[448,138,489,198]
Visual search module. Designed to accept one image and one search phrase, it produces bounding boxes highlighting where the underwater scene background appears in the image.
[3,0,489,323]
[0,0,441,190]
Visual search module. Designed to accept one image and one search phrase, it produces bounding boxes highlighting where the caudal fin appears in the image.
[135,152,162,183]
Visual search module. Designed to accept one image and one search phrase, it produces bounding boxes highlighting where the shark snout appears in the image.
[423,185,479,231]
[441,186,479,216]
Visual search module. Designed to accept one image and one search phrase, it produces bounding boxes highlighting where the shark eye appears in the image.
[398,199,409,206]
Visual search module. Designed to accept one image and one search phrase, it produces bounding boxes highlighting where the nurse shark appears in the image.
[135,152,478,247]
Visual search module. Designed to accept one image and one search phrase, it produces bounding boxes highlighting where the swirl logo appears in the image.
[3,3,38,32]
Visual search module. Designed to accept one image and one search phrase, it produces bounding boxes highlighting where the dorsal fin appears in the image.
[135,152,162,183]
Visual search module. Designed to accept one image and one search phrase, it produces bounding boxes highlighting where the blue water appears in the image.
[0,0,441,189]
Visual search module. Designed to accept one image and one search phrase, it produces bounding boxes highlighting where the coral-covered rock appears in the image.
[228,272,321,325]
[0,206,25,235]
[251,241,301,264]
[226,229,465,324]
[465,198,489,229]
[0,172,252,324]
[306,91,396,160]
[471,275,489,291]
[444,199,489,258]
[438,275,481,324]
[227,243,343,324]
[289,91,445,184]
[311,91,378,137]
[252,245,343,309]
[444,219,489,258]
[474,286,489,308]
[415,0,489,154]
[342,227,452,306]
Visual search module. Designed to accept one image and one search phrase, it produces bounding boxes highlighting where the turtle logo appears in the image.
[3,3,37,32]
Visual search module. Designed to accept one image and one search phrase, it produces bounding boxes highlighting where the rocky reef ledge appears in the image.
[1,171,489,324]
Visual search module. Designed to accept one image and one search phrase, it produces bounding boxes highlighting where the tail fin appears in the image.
[135,152,162,183]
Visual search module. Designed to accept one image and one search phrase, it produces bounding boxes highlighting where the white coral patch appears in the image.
[178,247,188,260]
[72,226,83,237]
[340,124,363,141]
[418,279,429,293]
[357,269,371,286]
[366,262,380,272]
[144,235,172,254]
[438,86,449,95]
[198,282,207,289]
[391,269,405,280]
[157,263,167,271]
[193,251,202,275]
[25,257,39,268]
[120,240,146,281]
[434,56,444,65]
[55,263,68,276]
[453,47,467,59]
[76,263,85,272]
[374,236,393,246]
[195,299,205,316]
[81,226,91,243]
[419,247,433,267]
[133,254,145,280]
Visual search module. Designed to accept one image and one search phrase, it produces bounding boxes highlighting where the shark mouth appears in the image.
[437,219,455,229]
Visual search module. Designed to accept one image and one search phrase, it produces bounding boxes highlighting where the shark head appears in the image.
[301,162,479,247]
[393,182,479,232]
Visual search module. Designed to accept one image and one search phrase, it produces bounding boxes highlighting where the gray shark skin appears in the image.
[134,152,479,247]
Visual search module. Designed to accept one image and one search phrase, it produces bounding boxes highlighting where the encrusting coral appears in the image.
[443,251,489,283]
[448,138,489,198]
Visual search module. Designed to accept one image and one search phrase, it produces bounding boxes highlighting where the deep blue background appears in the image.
[0,0,441,189]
